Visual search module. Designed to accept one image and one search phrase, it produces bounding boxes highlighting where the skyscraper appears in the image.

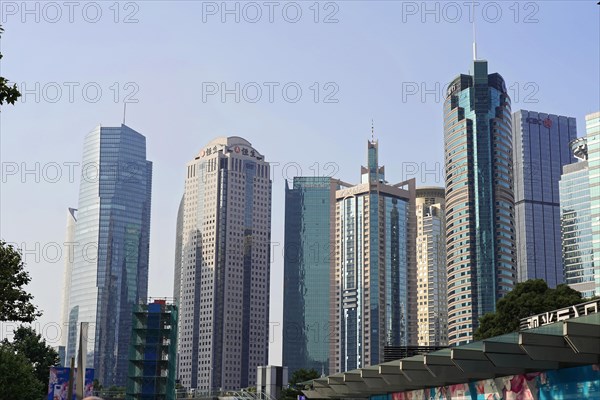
[60,207,77,359]
[175,137,271,392]
[512,110,577,287]
[283,177,338,377]
[586,112,600,297]
[559,111,600,298]
[415,187,447,347]
[330,140,416,373]
[444,59,516,346]
[173,196,184,304]
[65,124,152,386]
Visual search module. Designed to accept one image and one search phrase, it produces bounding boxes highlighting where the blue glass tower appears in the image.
[66,124,152,386]
[444,60,516,346]
[512,110,577,287]
[283,177,338,377]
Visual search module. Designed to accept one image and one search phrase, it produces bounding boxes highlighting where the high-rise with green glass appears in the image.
[559,111,600,298]
[330,140,416,373]
[283,177,339,377]
[587,112,600,297]
[444,60,516,346]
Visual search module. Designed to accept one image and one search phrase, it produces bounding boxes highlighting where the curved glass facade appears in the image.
[66,124,152,386]
[444,60,516,346]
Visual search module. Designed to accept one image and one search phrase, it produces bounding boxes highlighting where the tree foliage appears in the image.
[4,325,60,390]
[0,344,45,399]
[0,240,42,322]
[0,25,21,107]
[280,368,320,400]
[474,279,585,340]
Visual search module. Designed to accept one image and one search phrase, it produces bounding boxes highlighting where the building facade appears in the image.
[173,196,184,304]
[512,110,577,287]
[560,111,600,298]
[127,299,178,400]
[587,112,600,297]
[175,137,271,392]
[60,207,77,357]
[283,177,338,377]
[65,124,152,386]
[330,140,416,374]
[415,187,447,347]
[444,60,516,346]
[256,366,288,400]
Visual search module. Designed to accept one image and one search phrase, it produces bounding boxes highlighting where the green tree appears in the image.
[474,279,585,340]
[4,325,60,393]
[0,343,45,399]
[0,240,41,322]
[0,25,21,107]
[280,368,320,400]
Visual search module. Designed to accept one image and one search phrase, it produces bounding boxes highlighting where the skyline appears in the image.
[1,1,599,367]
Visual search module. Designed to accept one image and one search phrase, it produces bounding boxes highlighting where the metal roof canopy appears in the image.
[300,313,600,399]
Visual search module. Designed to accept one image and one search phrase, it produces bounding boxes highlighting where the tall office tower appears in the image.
[60,207,77,360]
[283,177,339,377]
[512,110,577,287]
[560,111,600,298]
[330,140,416,374]
[176,137,272,392]
[587,112,600,297]
[415,187,447,347]
[173,195,184,303]
[65,124,152,386]
[444,59,516,346]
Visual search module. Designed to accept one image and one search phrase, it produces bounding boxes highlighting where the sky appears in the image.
[0,1,599,366]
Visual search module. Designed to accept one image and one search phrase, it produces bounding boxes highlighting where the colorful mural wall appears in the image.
[370,365,600,400]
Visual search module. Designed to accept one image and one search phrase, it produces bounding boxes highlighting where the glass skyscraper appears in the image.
[283,177,338,377]
[560,111,600,298]
[444,60,516,346]
[65,124,152,386]
[175,137,271,392]
[587,112,600,296]
[415,187,447,347]
[60,208,77,351]
[330,140,416,373]
[512,110,577,287]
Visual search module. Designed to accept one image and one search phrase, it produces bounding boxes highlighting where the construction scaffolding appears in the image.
[127,298,178,400]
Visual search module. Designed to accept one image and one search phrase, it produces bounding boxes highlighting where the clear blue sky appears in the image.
[1,1,598,365]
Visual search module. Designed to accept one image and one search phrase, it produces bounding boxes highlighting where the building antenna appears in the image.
[123,102,127,125]
[472,0,477,60]
[371,119,375,141]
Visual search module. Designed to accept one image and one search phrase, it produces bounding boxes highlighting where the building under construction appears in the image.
[126,298,178,400]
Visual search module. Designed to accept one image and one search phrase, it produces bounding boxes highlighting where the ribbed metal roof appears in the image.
[300,312,600,399]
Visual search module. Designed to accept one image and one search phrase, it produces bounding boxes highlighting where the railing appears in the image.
[174,389,278,400]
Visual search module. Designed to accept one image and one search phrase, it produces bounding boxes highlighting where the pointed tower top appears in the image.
[472,0,478,60]
[371,119,375,141]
